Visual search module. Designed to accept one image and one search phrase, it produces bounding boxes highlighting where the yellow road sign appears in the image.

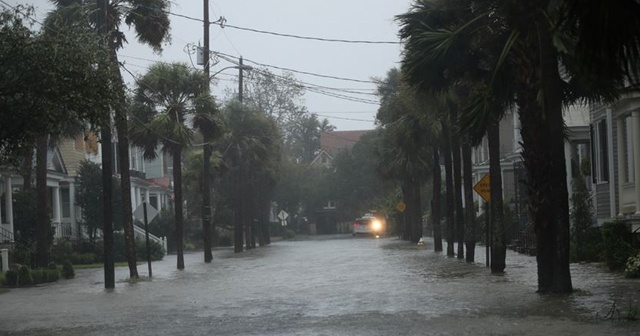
[396,201,406,213]
[473,174,491,202]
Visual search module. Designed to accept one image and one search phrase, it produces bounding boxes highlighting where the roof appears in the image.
[320,130,370,157]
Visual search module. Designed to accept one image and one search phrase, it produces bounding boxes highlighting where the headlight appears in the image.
[371,220,382,230]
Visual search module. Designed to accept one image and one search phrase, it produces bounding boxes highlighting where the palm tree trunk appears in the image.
[401,179,412,241]
[116,109,138,278]
[452,131,464,259]
[21,146,34,190]
[441,119,455,257]
[462,142,475,262]
[488,122,505,273]
[234,168,244,253]
[202,142,213,262]
[36,135,49,268]
[109,47,138,279]
[432,146,443,252]
[173,147,185,269]
[411,179,422,244]
[100,125,115,288]
[540,31,572,293]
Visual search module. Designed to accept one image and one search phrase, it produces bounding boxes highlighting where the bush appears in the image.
[283,229,296,240]
[18,265,32,286]
[217,235,232,247]
[30,268,60,285]
[571,227,603,262]
[4,270,17,286]
[50,239,74,264]
[71,253,98,265]
[9,246,33,268]
[601,221,637,271]
[136,239,164,261]
[62,260,75,279]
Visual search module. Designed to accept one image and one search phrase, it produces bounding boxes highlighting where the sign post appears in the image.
[134,202,158,277]
[473,174,491,268]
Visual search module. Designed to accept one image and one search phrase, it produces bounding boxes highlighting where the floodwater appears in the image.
[0,235,638,335]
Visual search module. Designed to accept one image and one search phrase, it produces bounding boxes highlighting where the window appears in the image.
[590,120,609,183]
[61,188,71,218]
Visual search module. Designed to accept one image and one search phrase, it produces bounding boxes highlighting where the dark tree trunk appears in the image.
[116,108,138,278]
[411,178,422,243]
[441,119,455,257]
[100,126,115,288]
[21,146,34,190]
[202,142,213,262]
[173,148,185,269]
[452,132,464,259]
[432,146,443,252]
[35,135,49,268]
[108,46,138,279]
[401,178,412,241]
[462,142,476,262]
[488,122,505,273]
[541,30,572,293]
[234,169,244,253]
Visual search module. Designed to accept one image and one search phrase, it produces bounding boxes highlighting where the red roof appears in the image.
[320,130,370,157]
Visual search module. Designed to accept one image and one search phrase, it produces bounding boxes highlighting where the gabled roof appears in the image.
[320,130,370,157]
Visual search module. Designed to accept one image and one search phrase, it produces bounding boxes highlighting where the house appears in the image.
[309,130,370,234]
[590,89,640,230]
[471,104,592,230]
[0,134,172,245]
[310,130,369,167]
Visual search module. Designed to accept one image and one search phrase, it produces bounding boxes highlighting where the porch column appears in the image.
[633,110,640,214]
[5,176,13,235]
[69,183,77,238]
[617,116,626,215]
[53,186,61,224]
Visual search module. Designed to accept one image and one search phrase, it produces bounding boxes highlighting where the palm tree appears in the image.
[130,62,205,270]
[50,0,171,279]
[193,93,224,262]
[218,101,281,252]
[398,0,637,293]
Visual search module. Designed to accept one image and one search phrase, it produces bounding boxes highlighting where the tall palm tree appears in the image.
[219,101,281,252]
[130,62,205,270]
[398,0,637,293]
[50,0,171,279]
[193,93,224,262]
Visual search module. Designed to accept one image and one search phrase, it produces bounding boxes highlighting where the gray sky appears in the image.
[6,0,411,131]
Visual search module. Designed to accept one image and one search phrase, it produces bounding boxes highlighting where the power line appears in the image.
[222,23,402,45]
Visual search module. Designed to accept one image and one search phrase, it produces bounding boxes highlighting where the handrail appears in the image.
[0,226,14,244]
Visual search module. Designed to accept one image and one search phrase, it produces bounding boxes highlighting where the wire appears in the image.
[223,23,402,45]
[150,5,402,45]
[214,50,378,84]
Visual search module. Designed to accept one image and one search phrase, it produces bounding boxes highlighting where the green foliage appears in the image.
[70,253,98,265]
[50,239,74,265]
[0,6,116,163]
[282,229,296,240]
[62,260,75,279]
[75,161,124,242]
[12,189,38,247]
[18,265,32,286]
[30,268,60,284]
[571,173,596,262]
[601,221,637,271]
[96,233,164,262]
[624,252,640,278]
[570,227,603,262]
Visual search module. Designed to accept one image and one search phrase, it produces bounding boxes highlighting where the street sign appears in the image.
[277,210,289,221]
[134,203,158,223]
[473,174,491,202]
[396,201,406,213]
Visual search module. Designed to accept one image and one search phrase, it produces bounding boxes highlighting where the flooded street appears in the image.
[1,236,639,335]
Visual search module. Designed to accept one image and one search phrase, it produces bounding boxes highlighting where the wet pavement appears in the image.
[0,235,639,335]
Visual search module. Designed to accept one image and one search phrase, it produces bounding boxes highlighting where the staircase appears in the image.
[132,224,167,252]
[0,226,14,247]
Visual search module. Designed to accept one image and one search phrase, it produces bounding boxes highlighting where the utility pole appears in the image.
[202,0,213,263]
[97,0,115,289]
[239,56,244,104]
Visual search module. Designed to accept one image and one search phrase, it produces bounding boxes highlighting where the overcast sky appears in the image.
[6,0,412,131]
